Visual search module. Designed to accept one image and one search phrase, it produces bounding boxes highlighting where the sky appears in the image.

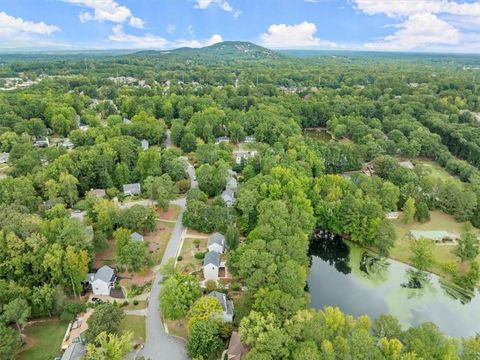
[0,0,479,53]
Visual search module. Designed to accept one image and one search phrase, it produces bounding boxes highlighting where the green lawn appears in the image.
[414,159,459,182]
[177,237,207,273]
[121,300,147,310]
[119,315,146,345]
[17,319,69,360]
[389,210,480,278]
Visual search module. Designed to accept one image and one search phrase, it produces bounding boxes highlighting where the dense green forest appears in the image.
[0,42,479,359]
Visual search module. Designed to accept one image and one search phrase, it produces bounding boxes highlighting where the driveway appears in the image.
[136,161,197,360]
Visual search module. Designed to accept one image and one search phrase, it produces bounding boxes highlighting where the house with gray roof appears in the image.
[131,232,144,242]
[0,152,9,164]
[215,136,230,145]
[222,188,236,207]
[86,265,116,295]
[208,232,225,253]
[123,183,141,196]
[141,139,149,150]
[203,251,221,281]
[89,188,106,198]
[208,291,234,322]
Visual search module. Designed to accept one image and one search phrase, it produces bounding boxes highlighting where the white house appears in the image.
[208,291,234,323]
[0,152,9,164]
[222,188,235,207]
[208,232,225,253]
[86,265,116,296]
[203,251,221,281]
[233,150,257,165]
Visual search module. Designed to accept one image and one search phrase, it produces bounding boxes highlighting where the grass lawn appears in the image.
[177,237,207,273]
[165,318,188,340]
[148,220,174,264]
[119,315,146,345]
[414,159,459,182]
[17,319,69,360]
[390,210,480,278]
[122,300,147,310]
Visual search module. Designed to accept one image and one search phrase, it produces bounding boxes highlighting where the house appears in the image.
[244,135,256,143]
[34,137,50,147]
[131,232,144,242]
[207,291,234,323]
[227,331,247,360]
[61,309,93,351]
[141,139,149,150]
[123,183,141,196]
[234,150,257,165]
[0,152,9,164]
[222,188,236,207]
[203,251,221,281]
[86,265,116,296]
[60,139,75,149]
[208,232,225,253]
[89,188,106,198]
[215,136,230,145]
[61,343,86,360]
[385,211,399,220]
[410,230,459,243]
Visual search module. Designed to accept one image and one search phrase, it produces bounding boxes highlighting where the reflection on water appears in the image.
[307,230,480,337]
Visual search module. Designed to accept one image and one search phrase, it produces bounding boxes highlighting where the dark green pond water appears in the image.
[304,128,332,142]
[307,230,480,337]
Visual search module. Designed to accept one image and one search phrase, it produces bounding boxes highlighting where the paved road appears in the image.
[137,161,197,360]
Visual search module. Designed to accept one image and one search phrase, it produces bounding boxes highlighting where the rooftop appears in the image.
[204,251,221,267]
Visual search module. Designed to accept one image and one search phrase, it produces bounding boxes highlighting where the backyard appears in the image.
[16,319,69,360]
[389,210,480,278]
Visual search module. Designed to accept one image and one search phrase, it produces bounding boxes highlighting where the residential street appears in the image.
[137,157,197,360]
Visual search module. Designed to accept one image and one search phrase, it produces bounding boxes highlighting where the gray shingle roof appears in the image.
[62,343,86,360]
[203,251,220,267]
[123,183,141,195]
[131,232,144,241]
[208,291,233,315]
[208,232,225,247]
[94,265,114,283]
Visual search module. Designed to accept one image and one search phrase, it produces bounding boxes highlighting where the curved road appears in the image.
[137,161,196,360]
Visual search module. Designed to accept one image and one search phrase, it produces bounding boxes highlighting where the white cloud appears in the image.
[108,25,222,50]
[108,25,168,48]
[0,11,59,35]
[365,13,460,50]
[353,0,480,18]
[173,33,223,48]
[194,0,241,18]
[166,24,176,34]
[65,0,145,28]
[354,0,480,52]
[260,22,338,48]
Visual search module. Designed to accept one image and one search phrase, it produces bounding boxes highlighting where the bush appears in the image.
[176,178,191,193]
[205,280,217,292]
[133,300,139,306]
[177,255,183,261]
[230,282,241,291]
[194,252,205,260]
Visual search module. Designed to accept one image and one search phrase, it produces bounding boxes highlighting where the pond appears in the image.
[307,230,480,337]
[304,128,332,142]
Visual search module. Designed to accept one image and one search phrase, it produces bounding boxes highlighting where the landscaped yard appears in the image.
[148,220,174,264]
[165,318,188,339]
[413,158,459,182]
[17,319,69,360]
[119,315,146,346]
[389,210,480,278]
[177,237,207,274]
[122,299,147,310]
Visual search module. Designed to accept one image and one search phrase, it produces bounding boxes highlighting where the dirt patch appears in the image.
[157,207,175,221]
[94,239,117,268]
[22,335,36,351]
[165,318,188,339]
[119,267,155,287]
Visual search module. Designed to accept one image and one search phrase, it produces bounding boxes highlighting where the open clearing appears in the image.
[17,319,68,360]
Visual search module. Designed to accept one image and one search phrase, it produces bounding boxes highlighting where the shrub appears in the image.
[230,282,241,291]
[205,280,217,292]
[133,300,139,306]
[194,252,205,260]
[122,301,129,307]
[177,255,183,261]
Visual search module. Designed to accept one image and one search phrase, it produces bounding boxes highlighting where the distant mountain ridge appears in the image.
[134,41,282,60]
